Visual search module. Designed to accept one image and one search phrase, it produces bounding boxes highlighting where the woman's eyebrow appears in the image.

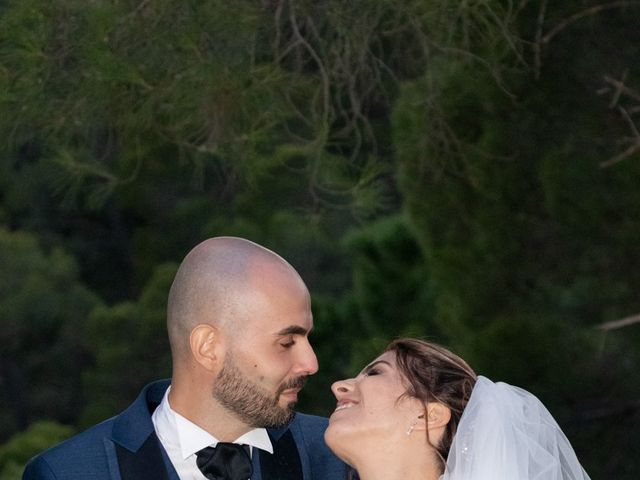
[362,359,392,372]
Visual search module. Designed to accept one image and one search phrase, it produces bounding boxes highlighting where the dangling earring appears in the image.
[406,414,425,436]
[406,420,417,436]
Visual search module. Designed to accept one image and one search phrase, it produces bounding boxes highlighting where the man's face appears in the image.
[213,263,318,428]
[214,349,308,427]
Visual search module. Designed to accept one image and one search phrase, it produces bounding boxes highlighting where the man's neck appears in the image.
[168,380,251,442]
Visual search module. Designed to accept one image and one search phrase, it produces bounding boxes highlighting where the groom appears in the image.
[23,237,348,480]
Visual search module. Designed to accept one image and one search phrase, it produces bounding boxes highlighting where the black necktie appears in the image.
[196,443,253,480]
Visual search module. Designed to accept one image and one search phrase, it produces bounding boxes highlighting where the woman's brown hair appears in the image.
[386,338,477,472]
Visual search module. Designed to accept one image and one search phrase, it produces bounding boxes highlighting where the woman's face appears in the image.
[324,350,423,460]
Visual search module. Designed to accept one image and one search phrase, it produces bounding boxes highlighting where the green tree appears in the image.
[2,1,639,476]
[0,421,74,480]
[393,3,640,477]
[80,262,176,426]
[302,215,439,413]
[0,229,99,441]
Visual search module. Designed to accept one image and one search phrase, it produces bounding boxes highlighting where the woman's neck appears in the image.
[350,446,442,480]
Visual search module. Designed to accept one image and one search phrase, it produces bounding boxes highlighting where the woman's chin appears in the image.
[323,423,340,449]
[324,425,353,461]
[324,429,356,468]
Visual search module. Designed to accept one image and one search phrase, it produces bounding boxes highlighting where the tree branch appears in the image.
[596,313,640,331]
[598,74,640,167]
[604,75,640,103]
[541,1,640,45]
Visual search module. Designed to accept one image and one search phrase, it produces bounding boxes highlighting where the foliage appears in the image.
[0,421,74,480]
[80,262,176,427]
[1,1,640,477]
[301,215,437,413]
[0,229,99,441]
[392,3,640,476]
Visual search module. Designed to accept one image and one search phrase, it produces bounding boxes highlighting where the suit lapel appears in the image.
[116,433,170,480]
[110,380,178,480]
[110,380,311,480]
[259,429,303,480]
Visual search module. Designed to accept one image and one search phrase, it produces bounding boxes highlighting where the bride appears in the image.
[324,338,590,480]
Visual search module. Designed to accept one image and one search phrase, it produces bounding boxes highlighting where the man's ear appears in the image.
[190,324,222,372]
[426,403,451,430]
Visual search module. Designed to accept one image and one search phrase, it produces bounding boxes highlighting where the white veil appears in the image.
[441,376,591,480]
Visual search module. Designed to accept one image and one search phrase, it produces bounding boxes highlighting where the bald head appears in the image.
[167,237,305,361]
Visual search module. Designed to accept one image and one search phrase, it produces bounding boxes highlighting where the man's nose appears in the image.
[295,338,319,375]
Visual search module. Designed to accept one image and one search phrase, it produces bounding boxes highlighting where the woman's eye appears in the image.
[364,367,380,376]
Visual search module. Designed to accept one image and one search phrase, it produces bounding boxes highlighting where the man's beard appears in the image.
[214,352,307,428]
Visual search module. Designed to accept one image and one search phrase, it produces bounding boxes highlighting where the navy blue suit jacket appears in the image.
[23,380,348,480]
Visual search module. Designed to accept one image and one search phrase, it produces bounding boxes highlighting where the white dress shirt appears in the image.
[151,386,273,480]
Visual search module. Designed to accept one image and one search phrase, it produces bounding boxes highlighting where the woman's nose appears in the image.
[331,378,354,397]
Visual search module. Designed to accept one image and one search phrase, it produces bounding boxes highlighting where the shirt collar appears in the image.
[161,387,274,459]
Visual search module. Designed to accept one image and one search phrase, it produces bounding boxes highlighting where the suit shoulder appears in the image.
[22,380,167,479]
[290,413,349,479]
[289,412,331,446]
[292,412,329,429]
[40,417,115,455]
[22,455,56,480]
[24,418,116,476]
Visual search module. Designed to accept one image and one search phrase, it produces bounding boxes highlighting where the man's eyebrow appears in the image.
[275,325,311,336]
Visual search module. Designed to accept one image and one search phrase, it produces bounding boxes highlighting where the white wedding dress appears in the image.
[441,376,591,480]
